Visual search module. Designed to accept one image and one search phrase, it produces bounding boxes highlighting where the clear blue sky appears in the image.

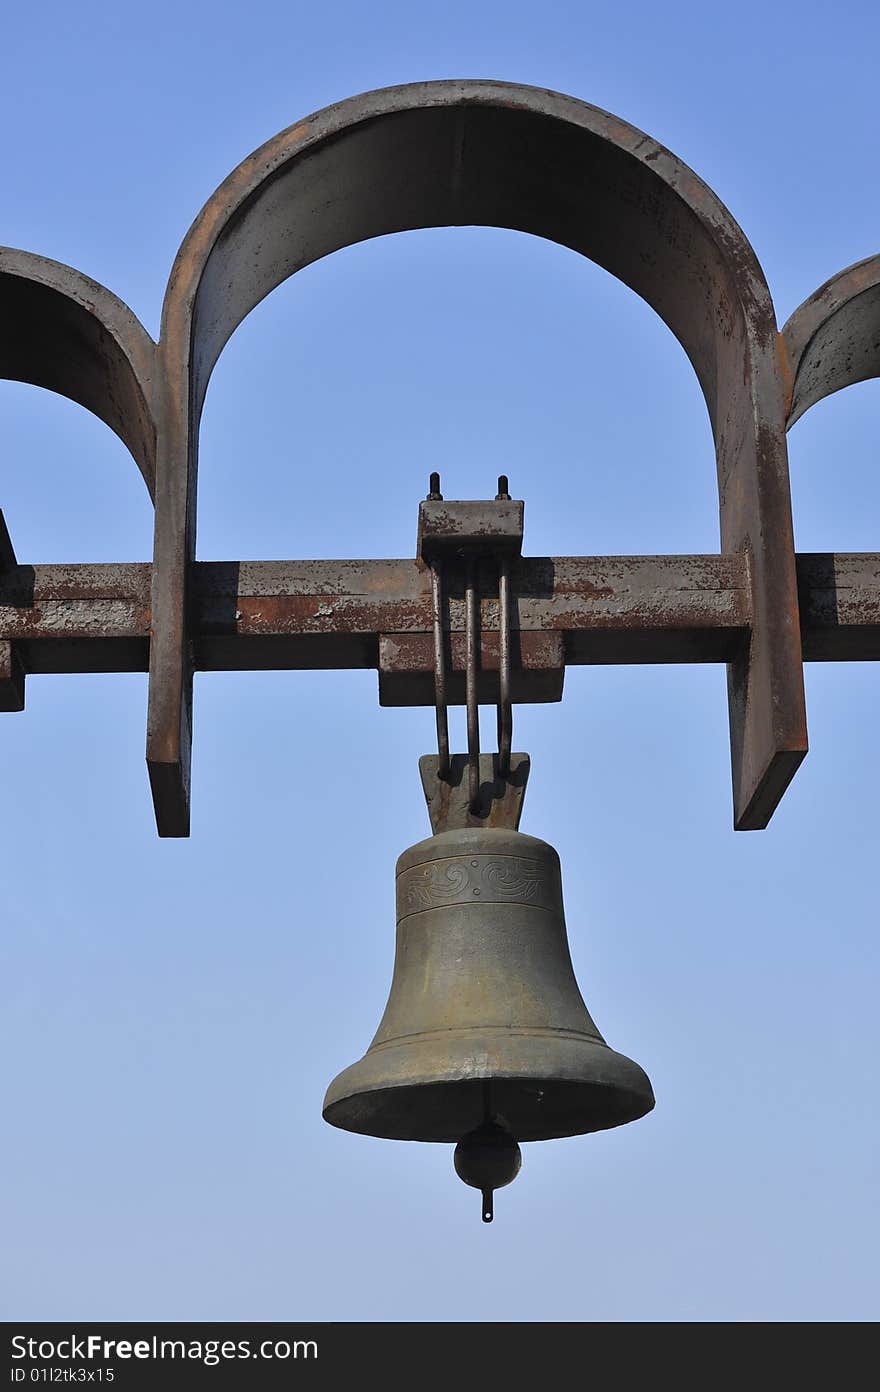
[2,0,878,1322]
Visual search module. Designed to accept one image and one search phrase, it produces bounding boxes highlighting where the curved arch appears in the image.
[0,248,157,499]
[782,254,880,428]
[148,79,806,835]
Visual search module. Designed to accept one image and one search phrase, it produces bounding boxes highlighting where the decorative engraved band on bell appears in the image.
[364,1023,605,1053]
[397,853,563,920]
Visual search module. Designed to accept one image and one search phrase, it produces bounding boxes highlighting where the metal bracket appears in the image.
[419,753,530,833]
[418,475,521,807]
[417,476,524,565]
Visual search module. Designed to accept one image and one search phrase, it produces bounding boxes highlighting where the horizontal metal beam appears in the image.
[798,552,880,660]
[0,552,878,684]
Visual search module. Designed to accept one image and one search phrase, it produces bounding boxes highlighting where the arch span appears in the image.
[783,254,880,429]
[0,248,156,712]
[0,247,156,498]
[148,80,806,834]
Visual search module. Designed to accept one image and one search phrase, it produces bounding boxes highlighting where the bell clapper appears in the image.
[453,1120,522,1224]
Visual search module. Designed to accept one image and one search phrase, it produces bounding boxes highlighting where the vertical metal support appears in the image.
[465,556,481,811]
[147,322,195,838]
[0,510,24,712]
[496,557,512,778]
[495,474,513,778]
[431,560,450,780]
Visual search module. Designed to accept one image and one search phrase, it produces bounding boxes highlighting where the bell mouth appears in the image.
[323,1033,654,1142]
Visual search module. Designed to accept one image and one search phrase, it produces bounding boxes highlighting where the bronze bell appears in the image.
[323,826,654,1219]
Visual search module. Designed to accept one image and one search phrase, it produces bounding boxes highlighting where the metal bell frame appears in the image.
[4,82,880,1216]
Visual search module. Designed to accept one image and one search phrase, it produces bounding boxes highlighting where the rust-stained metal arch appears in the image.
[0,247,157,713]
[782,255,880,428]
[0,247,157,498]
[147,79,807,836]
